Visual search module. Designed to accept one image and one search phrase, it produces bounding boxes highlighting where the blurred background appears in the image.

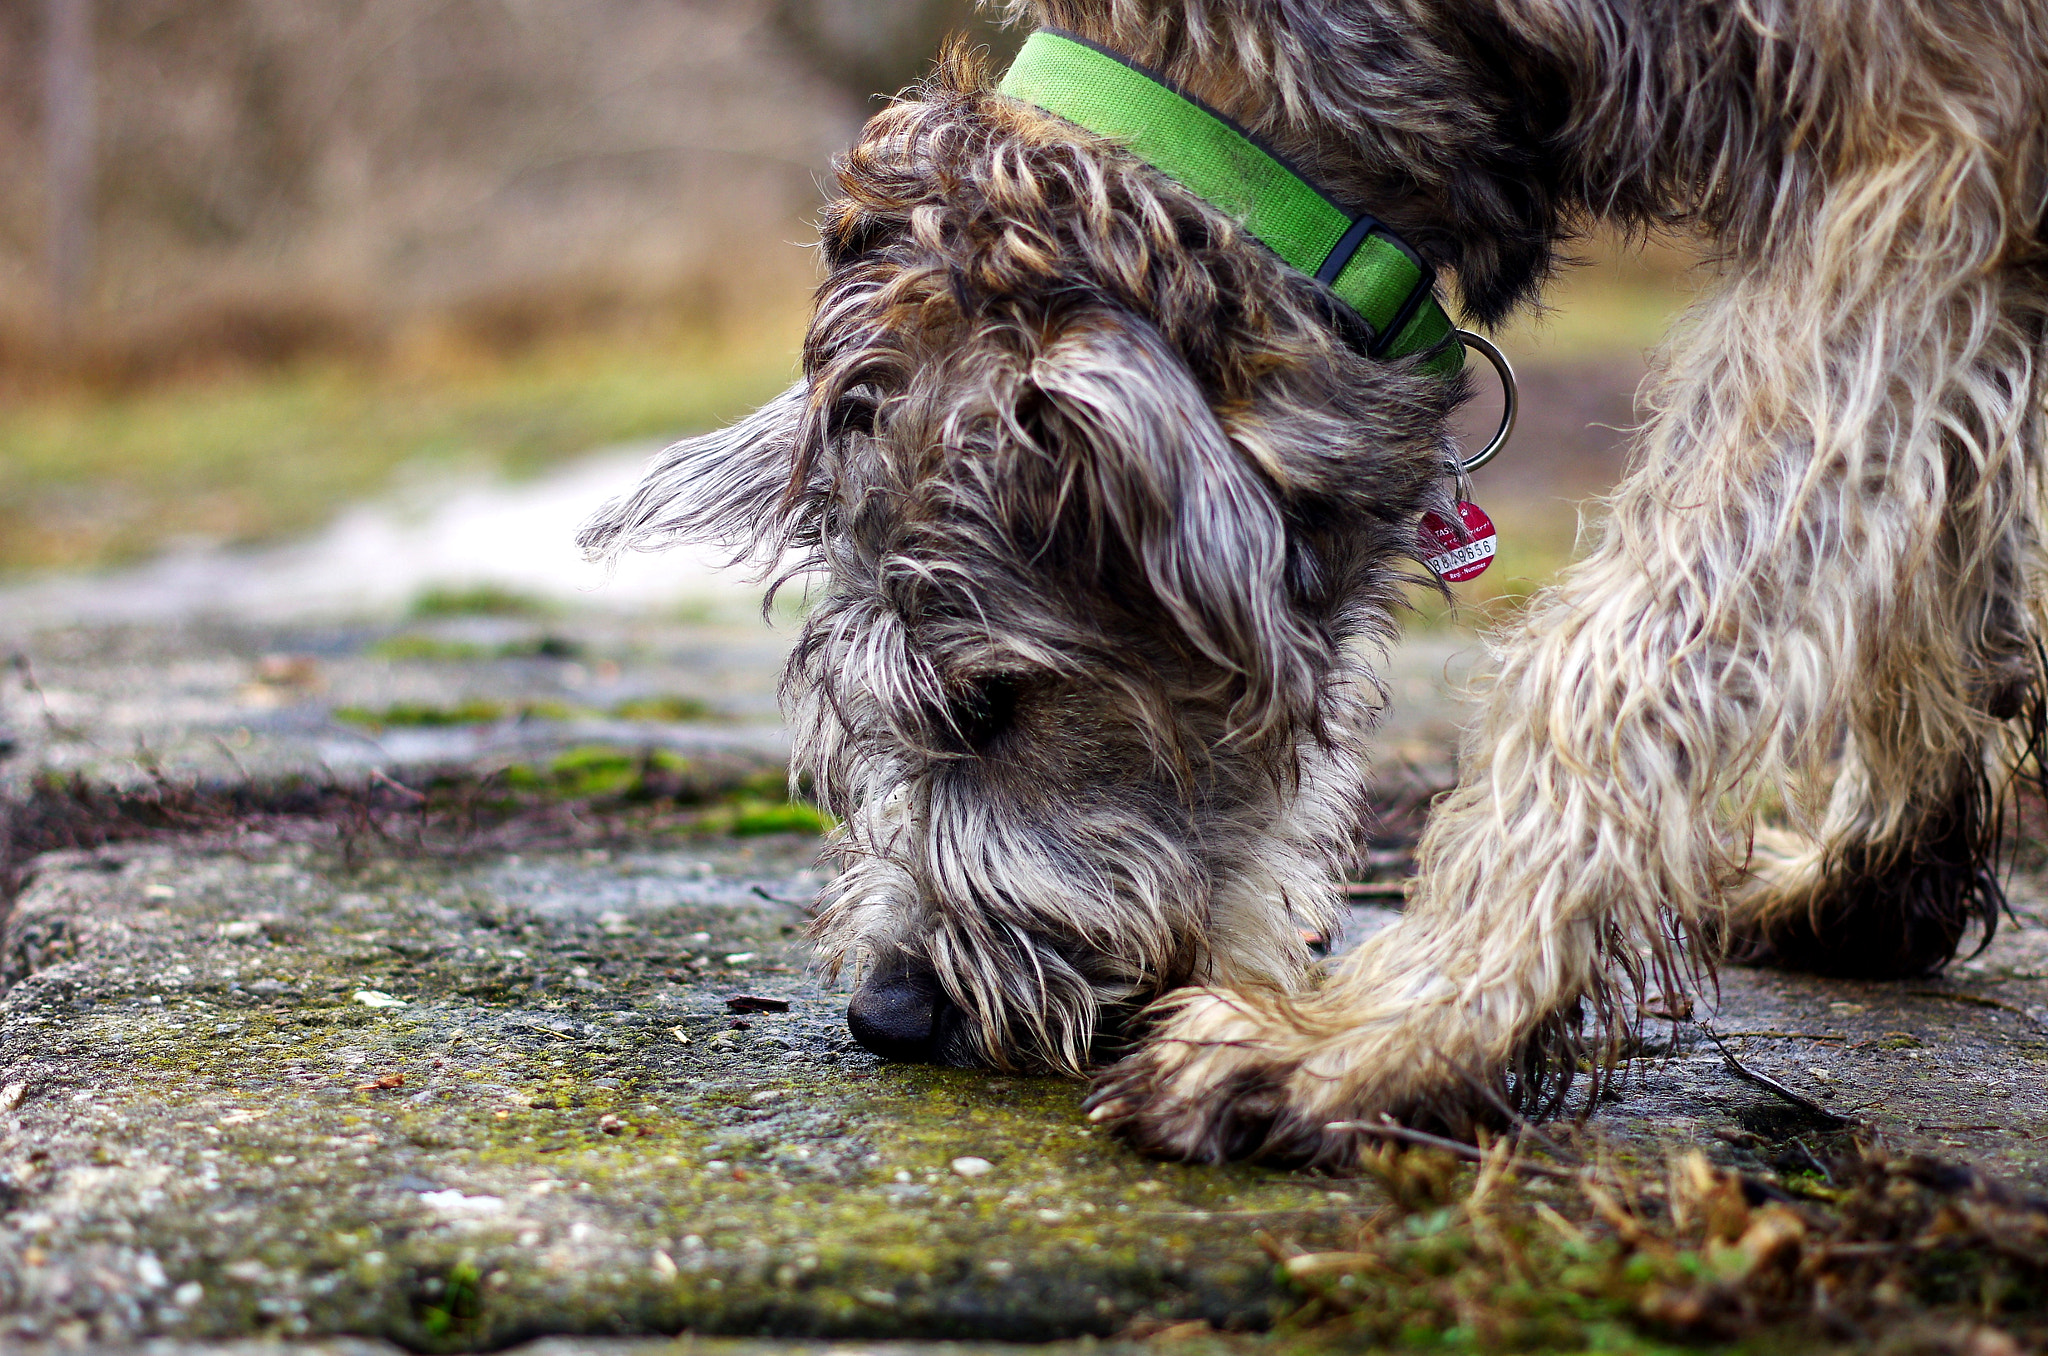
[0,0,1696,625]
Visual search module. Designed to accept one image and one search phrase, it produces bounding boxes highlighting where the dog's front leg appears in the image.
[1089,233,2046,1163]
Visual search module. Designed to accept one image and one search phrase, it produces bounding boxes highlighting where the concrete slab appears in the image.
[0,840,1365,1348]
[1,613,2046,1350]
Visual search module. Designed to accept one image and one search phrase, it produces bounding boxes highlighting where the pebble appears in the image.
[951,1156,993,1178]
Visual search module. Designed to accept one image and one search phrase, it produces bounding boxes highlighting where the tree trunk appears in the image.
[44,0,94,345]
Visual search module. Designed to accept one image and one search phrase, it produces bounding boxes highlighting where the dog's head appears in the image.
[581,44,1477,1072]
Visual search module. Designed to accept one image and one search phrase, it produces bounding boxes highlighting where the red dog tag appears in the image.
[1418,501,1497,582]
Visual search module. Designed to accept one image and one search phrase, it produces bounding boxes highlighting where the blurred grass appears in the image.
[0,317,803,573]
[1419,236,1699,629]
[1491,238,1699,362]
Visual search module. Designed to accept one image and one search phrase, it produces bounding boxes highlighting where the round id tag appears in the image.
[1418,501,1497,582]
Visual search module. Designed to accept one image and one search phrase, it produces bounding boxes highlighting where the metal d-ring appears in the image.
[1453,328,1517,475]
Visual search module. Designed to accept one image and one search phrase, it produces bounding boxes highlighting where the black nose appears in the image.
[847,956,963,1062]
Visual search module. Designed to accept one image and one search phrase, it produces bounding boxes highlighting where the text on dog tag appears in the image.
[1418,501,1497,582]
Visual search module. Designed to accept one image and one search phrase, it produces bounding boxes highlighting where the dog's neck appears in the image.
[1011,0,1577,327]
[1000,29,1462,370]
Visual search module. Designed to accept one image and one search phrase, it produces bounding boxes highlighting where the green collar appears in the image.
[1000,29,1461,377]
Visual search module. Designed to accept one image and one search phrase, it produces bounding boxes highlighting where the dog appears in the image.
[582,0,2048,1168]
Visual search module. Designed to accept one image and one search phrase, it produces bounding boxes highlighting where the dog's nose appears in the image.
[847,956,959,1062]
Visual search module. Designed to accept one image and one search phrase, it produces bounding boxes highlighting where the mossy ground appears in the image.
[11,833,2048,1355]
[0,841,1366,1350]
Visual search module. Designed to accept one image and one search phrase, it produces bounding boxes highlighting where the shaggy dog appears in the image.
[582,0,2048,1167]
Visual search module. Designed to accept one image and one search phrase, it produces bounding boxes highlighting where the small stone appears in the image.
[950,1156,993,1178]
[419,1190,505,1216]
[353,990,407,1009]
[723,953,757,966]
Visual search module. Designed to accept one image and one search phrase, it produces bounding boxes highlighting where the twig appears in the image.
[1445,1061,1581,1165]
[1699,1025,1852,1128]
[750,884,818,910]
[1905,989,2046,1029]
[9,652,90,742]
[369,768,427,804]
[1717,1030,1847,1043]
[1323,1118,1579,1181]
[1789,1138,1836,1185]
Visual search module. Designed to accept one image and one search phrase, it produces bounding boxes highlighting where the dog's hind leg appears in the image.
[1088,247,2048,1165]
[1726,447,2048,977]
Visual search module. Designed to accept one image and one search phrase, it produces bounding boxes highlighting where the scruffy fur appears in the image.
[584,0,2048,1168]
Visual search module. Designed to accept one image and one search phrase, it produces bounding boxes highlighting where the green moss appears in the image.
[417,1261,485,1344]
[409,585,558,619]
[334,699,580,730]
[610,695,717,722]
[334,700,510,729]
[369,634,587,662]
[368,636,492,662]
[508,745,693,798]
[702,799,835,837]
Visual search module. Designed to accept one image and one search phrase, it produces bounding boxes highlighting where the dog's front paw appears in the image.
[1084,983,1509,1167]
[1083,989,1353,1167]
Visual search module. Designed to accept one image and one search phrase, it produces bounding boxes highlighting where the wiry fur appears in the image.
[585,1,2048,1168]
[582,46,1462,1074]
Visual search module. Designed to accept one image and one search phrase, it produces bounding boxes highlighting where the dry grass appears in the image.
[1258,1134,2047,1354]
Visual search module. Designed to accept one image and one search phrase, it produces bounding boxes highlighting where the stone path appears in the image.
[0,610,2045,1351]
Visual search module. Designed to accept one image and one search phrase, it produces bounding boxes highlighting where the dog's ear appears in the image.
[577,381,807,570]
[1024,317,1319,737]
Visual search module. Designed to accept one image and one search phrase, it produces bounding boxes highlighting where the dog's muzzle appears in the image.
[846,953,974,1064]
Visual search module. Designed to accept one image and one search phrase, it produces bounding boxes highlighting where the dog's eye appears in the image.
[828,396,877,439]
[947,676,1023,752]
